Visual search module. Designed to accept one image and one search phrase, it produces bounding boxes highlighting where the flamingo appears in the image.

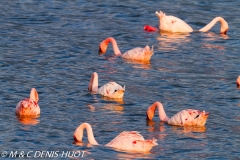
[236,76,240,87]
[15,88,40,116]
[146,101,209,126]
[144,11,228,34]
[88,72,125,99]
[74,122,158,152]
[98,37,154,61]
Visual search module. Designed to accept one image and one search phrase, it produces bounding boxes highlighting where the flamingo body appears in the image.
[99,37,154,61]
[146,101,208,126]
[105,131,157,152]
[88,72,125,99]
[74,123,157,152]
[154,11,228,34]
[121,46,154,61]
[98,81,125,99]
[15,88,40,116]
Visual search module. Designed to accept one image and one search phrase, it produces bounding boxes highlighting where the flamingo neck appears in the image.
[88,72,98,93]
[106,37,122,56]
[153,102,169,121]
[30,88,39,103]
[74,123,99,145]
[199,17,228,34]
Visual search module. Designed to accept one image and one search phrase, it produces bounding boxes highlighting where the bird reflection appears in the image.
[115,151,153,159]
[100,96,125,104]
[88,104,124,113]
[156,32,191,51]
[170,125,207,138]
[16,115,40,125]
[201,43,225,50]
[146,120,206,139]
[147,120,166,133]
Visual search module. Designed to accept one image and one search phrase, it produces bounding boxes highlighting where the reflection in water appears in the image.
[171,125,207,138]
[73,141,93,148]
[116,151,153,159]
[16,116,40,125]
[88,104,124,113]
[156,32,191,51]
[147,121,167,140]
[203,32,229,40]
[101,96,125,104]
[202,43,225,50]
[124,59,152,70]
[147,120,166,133]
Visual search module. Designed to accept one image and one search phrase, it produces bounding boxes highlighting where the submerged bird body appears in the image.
[88,72,125,99]
[99,37,154,61]
[15,88,40,116]
[144,11,228,34]
[146,101,208,126]
[74,123,157,152]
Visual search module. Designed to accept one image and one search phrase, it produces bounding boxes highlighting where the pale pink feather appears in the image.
[74,123,157,152]
[88,72,125,99]
[15,88,40,116]
[156,11,228,34]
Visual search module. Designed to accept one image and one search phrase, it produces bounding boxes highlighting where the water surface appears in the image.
[0,0,239,159]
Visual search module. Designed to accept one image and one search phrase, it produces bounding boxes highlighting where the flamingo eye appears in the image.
[195,115,199,119]
[114,90,118,92]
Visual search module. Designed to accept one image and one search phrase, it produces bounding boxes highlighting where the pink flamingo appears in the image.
[15,88,40,116]
[88,72,125,99]
[144,11,228,34]
[236,76,240,87]
[146,101,209,126]
[99,37,154,61]
[74,122,158,152]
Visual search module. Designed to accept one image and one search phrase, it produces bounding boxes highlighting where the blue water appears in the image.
[0,0,239,159]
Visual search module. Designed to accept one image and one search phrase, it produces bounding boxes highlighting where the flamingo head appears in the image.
[146,105,156,120]
[98,40,108,55]
[132,138,158,152]
[219,17,229,35]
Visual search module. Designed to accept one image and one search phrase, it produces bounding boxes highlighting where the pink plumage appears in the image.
[146,101,209,126]
[99,37,154,61]
[155,11,228,34]
[74,123,157,152]
[15,88,40,116]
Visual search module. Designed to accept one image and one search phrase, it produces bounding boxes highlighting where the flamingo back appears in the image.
[105,131,157,152]
[16,98,40,116]
[156,11,193,33]
[167,109,208,126]
[98,82,125,99]
[122,46,154,61]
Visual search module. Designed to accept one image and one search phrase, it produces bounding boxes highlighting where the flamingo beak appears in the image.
[98,46,104,55]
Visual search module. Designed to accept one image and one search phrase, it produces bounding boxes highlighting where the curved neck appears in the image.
[30,88,39,103]
[74,123,99,145]
[199,17,228,34]
[106,37,122,56]
[88,72,98,93]
[147,101,169,121]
